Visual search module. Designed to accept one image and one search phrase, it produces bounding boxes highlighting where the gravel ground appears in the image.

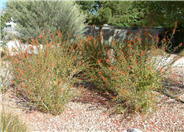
[1,86,184,132]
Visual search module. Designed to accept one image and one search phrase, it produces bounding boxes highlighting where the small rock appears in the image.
[127,128,142,132]
[179,94,184,102]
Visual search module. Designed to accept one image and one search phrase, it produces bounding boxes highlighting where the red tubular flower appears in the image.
[128,44,132,47]
[39,34,43,39]
[121,71,126,76]
[50,63,54,67]
[159,68,163,74]
[10,80,14,85]
[47,43,51,48]
[140,50,144,56]
[19,71,24,76]
[179,43,183,47]
[98,71,102,74]
[105,59,110,64]
[109,66,113,71]
[29,46,34,50]
[101,75,106,81]
[174,21,177,27]
[24,51,28,57]
[97,59,101,65]
[45,50,48,57]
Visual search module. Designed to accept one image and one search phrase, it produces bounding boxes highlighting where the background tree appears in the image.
[133,1,184,28]
[6,0,86,42]
[0,11,11,40]
[76,1,140,44]
[132,1,184,53]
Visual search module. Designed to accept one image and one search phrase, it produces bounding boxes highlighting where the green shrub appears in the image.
[9,31,88,115]
[6,0,86,42]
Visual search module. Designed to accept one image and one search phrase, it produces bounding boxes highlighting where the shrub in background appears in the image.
[0,11,11,40]
[6,0,86,42]
[8,31,88,115]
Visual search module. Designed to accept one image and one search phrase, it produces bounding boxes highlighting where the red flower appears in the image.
[174,21,177,27]
[50,63,54,67]
[39,34,43,39]
[10,80,14,85]
[140,50,144,56]
[97,59,101,65]
[19,71,24,76]
[29,46,34,50]
[179,43,183,47]
[159,68,163,74]
[47,43,51,48]
[128,44,132,47]
[121,71,125,76]
[98,71,102,74]
[24,51,28,57]
[45,50,48,57]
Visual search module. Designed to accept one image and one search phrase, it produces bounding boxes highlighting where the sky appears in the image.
[0,0,7,10]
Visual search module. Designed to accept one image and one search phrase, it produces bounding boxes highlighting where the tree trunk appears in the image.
[99,26,104,45]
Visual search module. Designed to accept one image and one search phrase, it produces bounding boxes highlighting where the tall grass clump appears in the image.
[0,61,27,132]
[8,31,87,115]
[1,108,27,132]
[79,33,163,114]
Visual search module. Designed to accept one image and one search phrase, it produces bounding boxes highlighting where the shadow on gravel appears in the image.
[6,85,40,114]
[72,81,115,110]
[162,78,184,95]
[159,77,184,103]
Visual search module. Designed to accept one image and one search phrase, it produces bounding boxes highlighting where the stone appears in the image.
[127,128,143,132]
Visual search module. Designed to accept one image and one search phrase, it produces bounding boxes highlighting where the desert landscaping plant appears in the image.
[6,0,86,42]
[78,33,163,114]
[4,27,182,116]
[8,31,88,115]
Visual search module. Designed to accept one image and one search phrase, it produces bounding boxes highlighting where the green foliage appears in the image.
[0,11,11,40]
[1,108,27,132]
[77,1,184,28]
[6,0,86,42]
[133,1,184,28]
[76,1,143,44]
[8,31,88,115]
[93,7,112,26]
[77,1,137,26]
[108,1,144,27]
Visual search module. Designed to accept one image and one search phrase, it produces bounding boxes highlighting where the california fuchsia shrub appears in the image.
[9,31,88,115]
[79,33,163,113]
